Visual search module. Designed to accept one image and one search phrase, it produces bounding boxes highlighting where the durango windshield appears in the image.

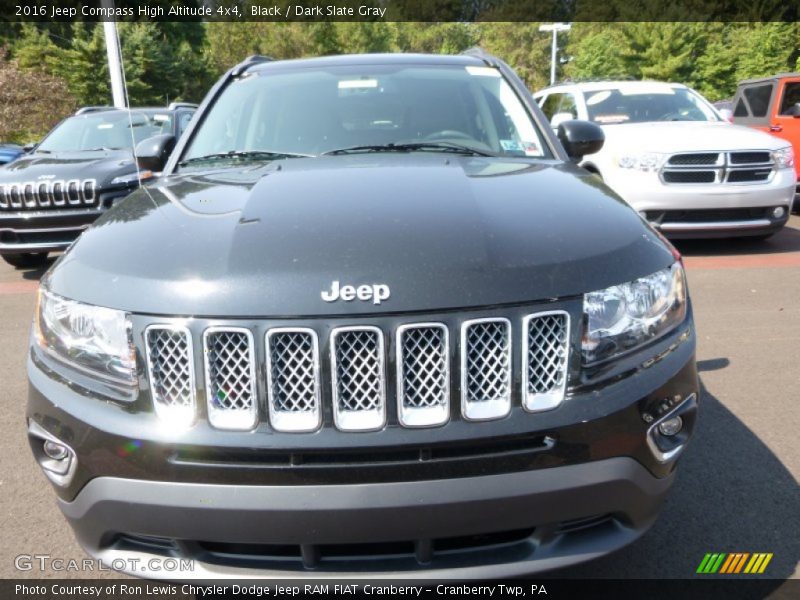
[181,64,550,164]
[585,86,720,125]
[37,111,174,153]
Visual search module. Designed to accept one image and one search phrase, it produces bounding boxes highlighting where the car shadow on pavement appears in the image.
[674,223,800,258]
[19,256,58,282]
[554,382,799,585]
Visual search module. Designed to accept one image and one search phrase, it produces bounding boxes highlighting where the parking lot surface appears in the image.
[1,217,798,584]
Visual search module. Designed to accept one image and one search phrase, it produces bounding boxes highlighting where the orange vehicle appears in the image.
[732,73,800,211]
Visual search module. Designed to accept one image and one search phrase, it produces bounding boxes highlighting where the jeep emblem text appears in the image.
[321,281,390,304]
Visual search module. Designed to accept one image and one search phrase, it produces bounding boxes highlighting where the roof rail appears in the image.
[74,106,117,116]
[231,55,275,77]
[460,47,501,68]
[167,102,199,110]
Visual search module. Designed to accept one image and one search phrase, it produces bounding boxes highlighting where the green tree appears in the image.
[735,23,797,81]
[564,23,627,81]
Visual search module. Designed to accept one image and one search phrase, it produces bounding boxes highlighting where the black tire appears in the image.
[1,252,49,269]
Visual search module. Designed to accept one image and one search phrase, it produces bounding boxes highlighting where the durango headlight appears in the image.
[35,288,136,384]
[771,146,794,169]
[615,152,667,172]
[582,263,687,364]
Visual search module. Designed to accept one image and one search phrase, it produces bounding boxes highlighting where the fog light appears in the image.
[43,440,69,461]
[772,206,786,219]
[658,416,683,437]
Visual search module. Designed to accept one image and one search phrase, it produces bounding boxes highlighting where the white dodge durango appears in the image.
[534,81,795,239]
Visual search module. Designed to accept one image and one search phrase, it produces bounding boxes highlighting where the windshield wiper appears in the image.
[322,142,496,157]
[179,150,311,167]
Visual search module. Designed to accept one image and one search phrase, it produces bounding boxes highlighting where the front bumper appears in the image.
[0,208,102,254]
[605,168,795,238]
[60,457,672,579]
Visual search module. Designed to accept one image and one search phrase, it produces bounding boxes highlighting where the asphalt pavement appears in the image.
[0,217,798,586]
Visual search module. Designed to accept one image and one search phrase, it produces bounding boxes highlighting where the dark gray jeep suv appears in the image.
[27,51,698,579]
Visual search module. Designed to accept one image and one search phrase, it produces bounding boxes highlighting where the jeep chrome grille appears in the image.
[331,327,386,431]
[397,324,449,427]
[523,312,569,412]
[266,329,321,432]
[461,318,512,421]
[145,326,195,422]
[143,311,572,432]
[0,179,97,210]
[203,328,257,430]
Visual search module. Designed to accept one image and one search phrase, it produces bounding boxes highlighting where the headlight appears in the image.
[582,263,687,364]
[615,152,667,172]
[771,146,794,169]
[35,288,136,384]
[110,170,153,186]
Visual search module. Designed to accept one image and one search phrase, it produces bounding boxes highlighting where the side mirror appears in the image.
[718,108,734,122]
[557,120,604,161]
[550,111,574,130]
[22,143,37,153]
[134,134,176,172]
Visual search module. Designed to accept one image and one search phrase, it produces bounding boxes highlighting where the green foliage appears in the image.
[5,21,800,142]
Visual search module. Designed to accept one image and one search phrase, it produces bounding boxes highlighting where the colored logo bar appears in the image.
[697,553,773,574]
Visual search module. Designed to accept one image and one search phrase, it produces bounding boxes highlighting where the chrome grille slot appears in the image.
[461,318,511,421]
[52,181,66,206]
[23,182,36,208]
[331,327,386,431]
[397,323,449,427]
[9,184,22,208]
[203,328,257,431]
[0,185,7,208]
[266,328,321,432]
[37,182,51,207]
[67,180,81,205]
[145,326,195,423]
[523,312,569,412]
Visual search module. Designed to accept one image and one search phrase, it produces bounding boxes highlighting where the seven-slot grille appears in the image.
[145,326,195,422]
[203,328,257,431]
[661,150,775,185]
[143,312,571,432]
[0,179,97,210]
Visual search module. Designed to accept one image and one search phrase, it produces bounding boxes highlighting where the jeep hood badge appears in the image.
[322,281,391,304]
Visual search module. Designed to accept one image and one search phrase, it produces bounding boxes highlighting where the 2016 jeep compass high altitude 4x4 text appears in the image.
[27,51,699,579]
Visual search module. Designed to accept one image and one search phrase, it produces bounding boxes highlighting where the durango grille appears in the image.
[0,179,97,210]
[143,312,572,432]
[661,151,775,185]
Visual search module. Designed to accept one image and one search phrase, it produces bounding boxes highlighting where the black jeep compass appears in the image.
[0,104,196,269]
[27,51,698,579]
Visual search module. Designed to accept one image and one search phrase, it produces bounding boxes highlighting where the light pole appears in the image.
[101,0,126,108]
[539,23,571,86]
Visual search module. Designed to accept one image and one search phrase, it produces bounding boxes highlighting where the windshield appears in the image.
[584,86,720,125]
[37,111,174,152]
[181,64,549,164]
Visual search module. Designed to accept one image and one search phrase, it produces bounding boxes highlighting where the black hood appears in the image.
[47,154,675,317]
[0,149,136,188]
